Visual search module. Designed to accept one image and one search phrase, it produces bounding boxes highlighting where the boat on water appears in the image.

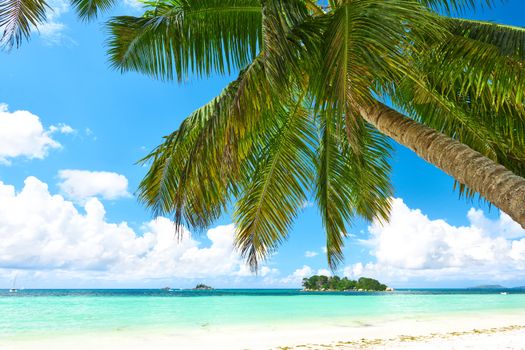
[9,276,18,293]
[500,292,508,295]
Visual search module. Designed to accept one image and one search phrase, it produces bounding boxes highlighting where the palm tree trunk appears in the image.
[359,102,525,228]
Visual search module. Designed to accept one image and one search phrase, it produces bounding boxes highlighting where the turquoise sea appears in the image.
[1,289,525,340]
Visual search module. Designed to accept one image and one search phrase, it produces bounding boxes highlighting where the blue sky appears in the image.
[1,0,525,289]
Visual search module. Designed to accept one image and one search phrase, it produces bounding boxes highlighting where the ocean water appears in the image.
[1,289,525,340]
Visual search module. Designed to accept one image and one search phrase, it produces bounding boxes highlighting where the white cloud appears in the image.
[301,200,314,209]
[280,265,313,284]
[343,262,364,279]
[38,0,71,45]
[49,123,75,134]
[316,268,331,276]
[58,170,131,201]
[0,103,71,164]
[304,250,318,258]
[466,208,525,239]
[123,0,143,9]
[344,198,525,284]
[0,177,269,284]
[294,265,313,278]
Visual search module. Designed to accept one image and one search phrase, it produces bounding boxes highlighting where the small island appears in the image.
[193,283,214,290]
[302,275,392,292]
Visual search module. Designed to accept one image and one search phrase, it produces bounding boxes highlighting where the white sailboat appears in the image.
[9,275,18,293]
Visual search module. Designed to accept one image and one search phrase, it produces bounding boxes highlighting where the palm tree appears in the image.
[3,0,524,268]
[106,0,525,269]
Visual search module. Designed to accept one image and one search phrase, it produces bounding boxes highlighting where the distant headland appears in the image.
[302,275,393,292]
[468,285,525,290]
[468,285,506,289]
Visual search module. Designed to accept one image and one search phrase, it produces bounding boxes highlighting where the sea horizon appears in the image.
[2,287,525,291]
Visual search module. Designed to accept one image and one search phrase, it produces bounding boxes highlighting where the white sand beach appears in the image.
[2,312,525,350]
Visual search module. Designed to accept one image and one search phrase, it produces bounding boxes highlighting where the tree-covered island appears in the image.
[194,284,214,290]
[302,276,392,292]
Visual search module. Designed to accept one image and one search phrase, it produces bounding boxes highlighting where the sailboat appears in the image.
[9,276,18,293]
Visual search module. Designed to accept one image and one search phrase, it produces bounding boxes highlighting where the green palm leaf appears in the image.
[138,54,273,230]
[71,0,118,21]
[395,18,525,168]
[447,18,525,59]
[311,0,442,118]
[234,91,316,270]
[419,0,496,13]
[138,80,240,230]
[0,0,48,49]
[107,0,262,81]
[315,111,392,269]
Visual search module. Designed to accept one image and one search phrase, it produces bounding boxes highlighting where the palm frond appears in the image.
[419,20,525,110]
[315,113,350,269]
[234,91,316,270]
[346,119,393,223]
[258,0,312,95]
[407,18,525,153]
[0,0,48,49]
[447,18,525,60]
[137,84,237,230]
[107,0,262,81]
[385,16,525,200]
[138,54,272,231]
[418,0,495,14]
[315,109,392,269]
[311,0,443,122]
[71,0,118,21]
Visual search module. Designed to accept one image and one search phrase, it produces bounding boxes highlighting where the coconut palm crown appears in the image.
[105,0,525,270]
[3,0,525,270]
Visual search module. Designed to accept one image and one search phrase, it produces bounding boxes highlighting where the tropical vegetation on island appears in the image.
[2,0,525,269]
[194,284,214,290]
[302,275,388,292]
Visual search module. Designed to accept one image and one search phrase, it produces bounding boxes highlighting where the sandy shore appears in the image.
[1,312,525,350]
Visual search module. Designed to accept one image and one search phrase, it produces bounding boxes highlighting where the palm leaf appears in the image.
[71,0,118,21]
[0,0,48,49]
[419,0,496,14]
[138,54,272,231]
[234,91,316,270]
[107,0,262,81]
[385,16,525,200]
[311,0,442,120]
[315,109,393,269]
[447,18,525,59]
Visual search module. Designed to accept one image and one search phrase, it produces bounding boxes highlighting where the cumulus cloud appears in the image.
[316,268,331,276]
[305,250,318,258]
[0,177,267,284]
[57,170,131,201]
[343,198,525,284]
[38,0,70,45]
[0,103,72,164]
[49,123,75,134]
[301,200,314,209]
[123,0,143,9]
[280,265,312,284]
